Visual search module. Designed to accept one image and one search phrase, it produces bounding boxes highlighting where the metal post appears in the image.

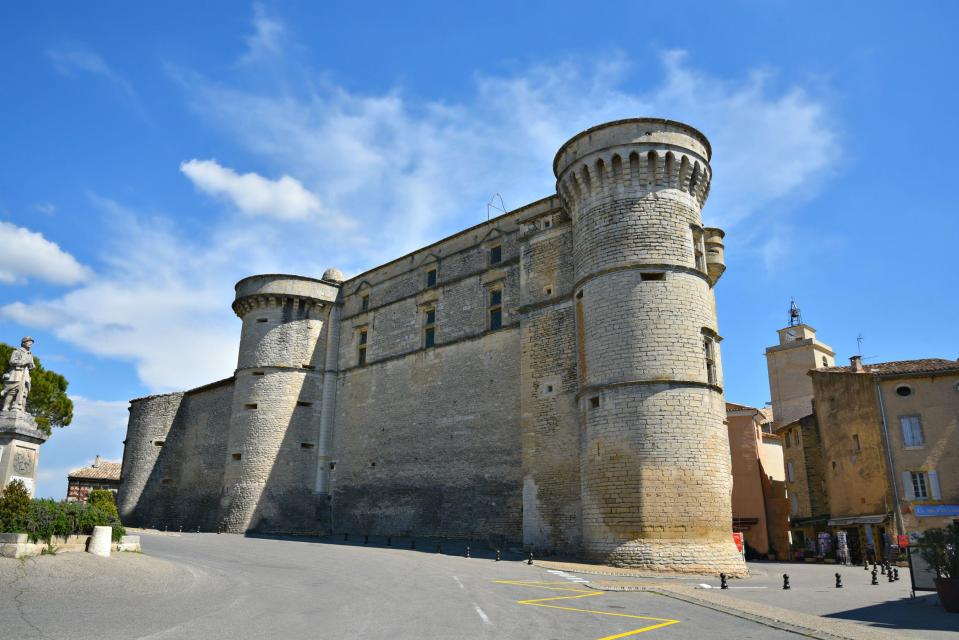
[835,573,843,588]
[720,573,728,589]
[782,574,790,590]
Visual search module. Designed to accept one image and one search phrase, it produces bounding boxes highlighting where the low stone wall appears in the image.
[0,533,141,558]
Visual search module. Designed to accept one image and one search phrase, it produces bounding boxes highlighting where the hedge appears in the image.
[0,480,125,543]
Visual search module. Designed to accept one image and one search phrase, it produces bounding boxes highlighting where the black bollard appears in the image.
[880,563,886,575]
[871,569,878,585]
[782,574,790,590]
[864,560,869,571]
[720,573,728,590]
[835,573,843,588]
[887,568,894,583]
[436,543,442,554]
[364,534,369,545]
[387,536,392,547]
[466,546,471,558]
[179,525,183,533]
[496,549,501,562]
[528,551,534,566]
[893,567,899,581]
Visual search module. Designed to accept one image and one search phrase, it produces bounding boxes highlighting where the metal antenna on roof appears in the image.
[487,193,507,221]
[857,333,864,356]
[788,298,802,327]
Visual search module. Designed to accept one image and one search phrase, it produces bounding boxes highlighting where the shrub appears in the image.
[0,480,31,532]
[0,490,125,544]
[88,490,119,520]
[917,524,959,579]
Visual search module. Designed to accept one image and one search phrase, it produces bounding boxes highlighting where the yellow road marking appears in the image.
[495,580,679,639]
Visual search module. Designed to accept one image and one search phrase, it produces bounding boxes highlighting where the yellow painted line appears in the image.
[495,579,679,639]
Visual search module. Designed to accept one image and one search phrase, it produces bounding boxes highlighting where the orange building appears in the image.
[726,402,790,559]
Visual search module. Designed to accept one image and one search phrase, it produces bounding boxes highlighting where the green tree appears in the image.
[0,342,73,436]
[0,479,32,532]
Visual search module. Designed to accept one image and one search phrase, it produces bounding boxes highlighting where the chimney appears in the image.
[850,355,865,373]
[93,455,101,468]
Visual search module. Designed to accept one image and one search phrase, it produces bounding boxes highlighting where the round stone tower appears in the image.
[554,118,744,574]
[219,274,339,533]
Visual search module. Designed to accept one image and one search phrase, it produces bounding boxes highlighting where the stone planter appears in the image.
[935,578,959,613]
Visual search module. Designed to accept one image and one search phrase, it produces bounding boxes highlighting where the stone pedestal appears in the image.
[0,410,48,497]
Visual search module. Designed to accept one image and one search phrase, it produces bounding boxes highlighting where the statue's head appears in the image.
[20,336,33,348]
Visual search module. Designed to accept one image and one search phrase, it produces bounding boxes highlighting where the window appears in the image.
[852,434,861,452]
[641,272,665,281]
[896,385,912,397]
[912,472,929,499]
[244,403,257,409]
[703,335,717,384]
[786,461,795,482]
[423,307,436,348]
[589,396,600,409]
[904,470,941,501]
[296,401,313,407]
[691,228,706,271]
[489,244,502,265]
[426,268,437,288]
[300,443,315,450]
[357,328,368,366]
[822,356,828,367]
[256,317,269,323]
[543,218,552,229]
[785,432,791,448]
[361,294,369,311]
[489,288,502,330]
[231,453,241,461]
[900,415,925,447]
[789,493,799,516]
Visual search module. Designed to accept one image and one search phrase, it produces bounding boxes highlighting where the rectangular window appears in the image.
[912,471,929,499]
[489,288,502,330]
[692,228,706,271]
[357,328,368,366]
[852,434,861,452]
[901,416,925,447]
[703,336,717,384]
[426,269,437,287]
[489,244,502,265]
[640,272,665,281]
[361,294,369,311]
[786,460,795,482]
[423,307,436,348]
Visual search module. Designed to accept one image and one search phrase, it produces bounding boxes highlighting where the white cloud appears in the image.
[70,396,130,431]
[47,47,134,96]
[180,158,329,221]
[239,3,284,64]
[0,221,92,285]
[34,202,57,215]
[4,51,839,395]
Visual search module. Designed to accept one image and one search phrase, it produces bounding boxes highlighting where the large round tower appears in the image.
[554,119,744,574]
[219,274,340,533]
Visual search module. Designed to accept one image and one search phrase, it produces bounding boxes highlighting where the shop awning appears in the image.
[827,515,887,527]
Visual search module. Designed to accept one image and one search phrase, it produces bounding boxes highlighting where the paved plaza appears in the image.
[0,534,955,639]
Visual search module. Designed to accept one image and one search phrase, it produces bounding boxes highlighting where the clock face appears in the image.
[786,329,797,340]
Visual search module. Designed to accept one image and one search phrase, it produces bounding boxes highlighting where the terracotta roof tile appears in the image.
[68,461,121,481]
[815,358,959,377]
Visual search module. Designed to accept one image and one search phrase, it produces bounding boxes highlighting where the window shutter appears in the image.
[929,470,942,500]
[902,471,915,500]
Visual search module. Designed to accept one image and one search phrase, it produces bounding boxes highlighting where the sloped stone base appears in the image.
[586,538,748,577]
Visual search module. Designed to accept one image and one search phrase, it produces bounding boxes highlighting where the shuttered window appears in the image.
[900,415,925,448]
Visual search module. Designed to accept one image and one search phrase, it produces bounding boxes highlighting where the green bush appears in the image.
[917,524,959,579]
[0,482,125,543]
[88,490,119,520]
[0,479,31,532]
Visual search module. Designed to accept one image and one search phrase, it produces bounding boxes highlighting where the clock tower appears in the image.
[765,319,835,429]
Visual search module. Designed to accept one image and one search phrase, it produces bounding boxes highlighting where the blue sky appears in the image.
[1,2,956,498]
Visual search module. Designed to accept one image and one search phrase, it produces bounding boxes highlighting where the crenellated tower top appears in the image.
[554,118,712,215]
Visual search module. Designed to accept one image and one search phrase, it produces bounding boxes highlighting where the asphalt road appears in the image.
[0,533,802,640]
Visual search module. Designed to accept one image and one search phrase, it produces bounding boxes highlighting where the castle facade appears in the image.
[118,118,744,573]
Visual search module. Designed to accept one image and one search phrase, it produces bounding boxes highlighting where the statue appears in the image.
[1,337,36,413]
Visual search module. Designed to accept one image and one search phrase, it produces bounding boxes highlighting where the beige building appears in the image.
[66,455,121,502]
[726,402,789,559]
[778,413,830,557]
[765,323,835,429]
[810,357,959,559]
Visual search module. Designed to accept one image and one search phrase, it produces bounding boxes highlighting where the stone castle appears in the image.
[118,118,744,573]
